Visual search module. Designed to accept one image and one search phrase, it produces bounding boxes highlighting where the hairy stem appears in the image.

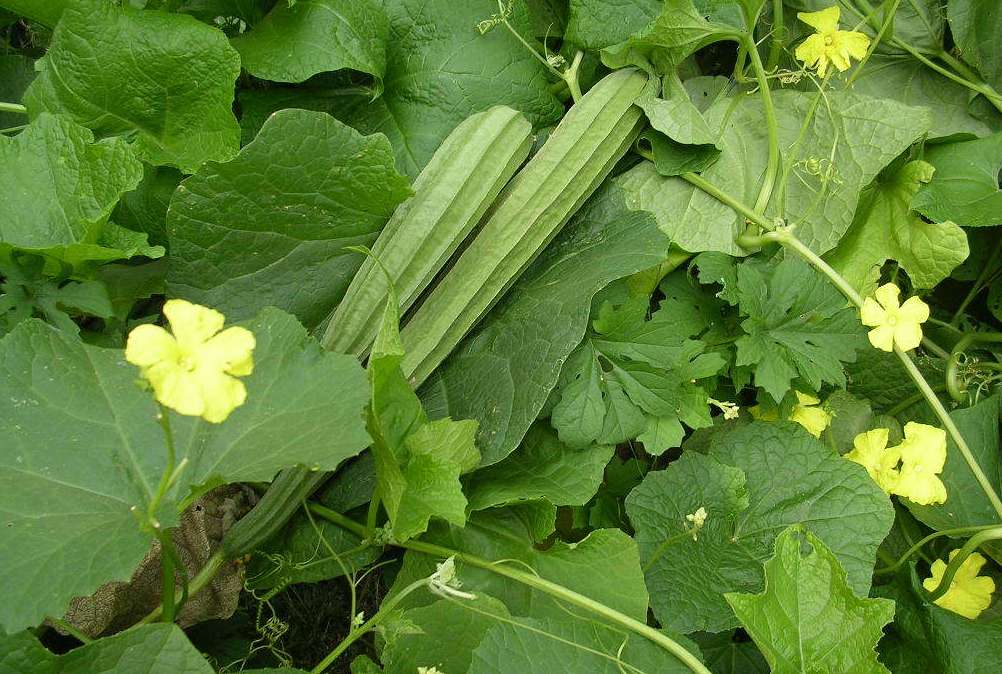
[0,101,27,115]
[743,34,781,214]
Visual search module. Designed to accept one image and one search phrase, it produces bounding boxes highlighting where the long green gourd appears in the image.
[321,106,533,356]
[399,68,648,384]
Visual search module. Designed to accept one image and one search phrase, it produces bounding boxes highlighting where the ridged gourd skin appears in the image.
[321,106,533,356]
[399,68,649,385]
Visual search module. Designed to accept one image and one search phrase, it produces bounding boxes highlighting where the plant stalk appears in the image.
[0,101,27,115]
[925,527,1002,602]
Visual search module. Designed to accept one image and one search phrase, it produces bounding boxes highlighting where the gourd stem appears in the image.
[0,101,26,114]
[875,525,999,576]
[925,527,1002,602]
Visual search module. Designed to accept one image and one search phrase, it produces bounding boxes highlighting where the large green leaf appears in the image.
[826,160,969,296]
[469,614,702,673]
[948,0,1002,91]
[564,0,660,49]
[379,595,511,674]
[849,55,994,139]
[231,0,388,86]
[734,257,865,402]
[388,508,651,621]
[626,451,753,633]
[691,632,769,674]
[336,0,562,177]
[0,0,66,26]
[0,624,213,673]
[464,423,614,511]
[419,184,669,466]
[0,114,143,263]
[618,91,931,255]
[0,309,370,632]
[601,0,741,71]
[725,526,895,674]
[912,133,1002,227]
[628,423,894,633]
[24,0,241,173]
[167,109,411,328]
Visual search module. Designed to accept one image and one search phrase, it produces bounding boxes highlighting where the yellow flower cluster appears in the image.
[750,391,831,438]
[845,422,948,504]
[126,299,255,423]
[923,551,996,619]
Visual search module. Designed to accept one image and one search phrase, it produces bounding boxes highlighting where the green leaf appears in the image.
[464,423,614,511]
[912,133,1002,227]
[337,0,562,177]
[564,0,660,49]
[601,0,741,72]
[905,395,1002,540]
[379,595,511,674]
[469,614,702,674]
[876,566,1002,674]
[628,423,894,633]
[367,292,480,542]
[551,292,724,452]
[725,525,895,674]
[231,0,389,87]
[826,160,969,296]
[114,166,183,248]
[948,0,1002,91]
[734,257,865,402]
[0,113,143,263]
[0,624,213,673]
[845,347,944,414]
[848,55,995,139]
[419,184,669,466]
[0,309,370,632]
[618,90,931,255]
[388,508,651,621]
[626,451,752,633]
[24,0,241,173]
[167,109,411,328]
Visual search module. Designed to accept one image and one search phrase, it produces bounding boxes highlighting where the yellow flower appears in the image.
[860,283,930,352]
[794,6,871,77]
[125,299,255,423]
[892,421,947,505]
[750,391,831,437]
[844,428,900,493]
[788,392,831,438]
[923,551,996,619]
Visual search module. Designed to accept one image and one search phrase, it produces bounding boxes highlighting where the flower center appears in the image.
[178,353,198,372]
[887,314,898,326]
[824,34,834,46]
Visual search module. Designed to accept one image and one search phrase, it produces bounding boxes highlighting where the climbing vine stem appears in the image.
[307,503,712,674]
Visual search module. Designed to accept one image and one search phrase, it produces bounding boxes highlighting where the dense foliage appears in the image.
[1,0,1001,672]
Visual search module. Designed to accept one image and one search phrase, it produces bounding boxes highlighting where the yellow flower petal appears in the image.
[923,551,996,619]
[163,299,225,349]
[790,404,831,438]
[893,321,924,351]
[892,422,948,505]
[898,295,930,323]
[149,367,206,419]
[845,428,899,493]
[749,404,780,422]
[794,34,828,71]
[196,369,247,423]
[797,6,840,33]
[867,324,895,352]
[125,324,179,367]
[860,297,887,327]
[200,326,256,376]
[794,391,820,406]
[874,283,901,311]
[839,30,871,60]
